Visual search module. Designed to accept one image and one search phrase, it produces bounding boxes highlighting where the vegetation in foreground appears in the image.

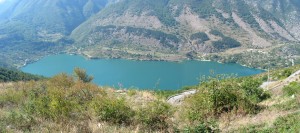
[0,66,299,132]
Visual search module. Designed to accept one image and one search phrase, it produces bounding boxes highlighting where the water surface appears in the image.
[21,54,264,90]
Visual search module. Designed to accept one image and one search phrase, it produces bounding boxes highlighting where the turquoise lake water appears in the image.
[21,54,264,90]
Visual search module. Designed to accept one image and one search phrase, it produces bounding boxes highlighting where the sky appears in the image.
[0,0,5,4]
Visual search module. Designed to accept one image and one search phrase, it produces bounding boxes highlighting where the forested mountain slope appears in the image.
[0,0,300,68]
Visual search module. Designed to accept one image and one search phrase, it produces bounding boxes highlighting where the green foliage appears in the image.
[273,68,293,80]
[0,67,43,82]
[136,100,173,129]
[0,88,26,107]
[183,121,219,133]
[210,30,224,37]
[172,0,217,18]
[21,72,101,122]
[212,37,241,50]
[184,76,267,123]
[127,89,137,96]
[283,82,300,96]
[74,67,94,83]
[101,0,177,26]
[235,1,259,28]
[91,97,135,125]
[94,25,179,49]
[272,112,300,132]
[209,30,241,50]
[240,77,271,102]
[190,32,209,44]
[4,110,36,131]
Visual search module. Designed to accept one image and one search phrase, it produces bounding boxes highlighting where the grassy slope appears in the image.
[0,66,299,132]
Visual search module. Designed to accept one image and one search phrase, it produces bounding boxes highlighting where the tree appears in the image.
[73,68,93,83]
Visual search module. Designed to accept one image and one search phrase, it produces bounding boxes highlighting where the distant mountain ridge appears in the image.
[0,0,299,68]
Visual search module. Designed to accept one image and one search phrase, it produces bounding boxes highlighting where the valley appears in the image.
[0,0,299,69]
[1,0,300,132]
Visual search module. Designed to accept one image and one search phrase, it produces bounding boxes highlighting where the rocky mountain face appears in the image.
[0,0,109,67]
[0,0,299,68]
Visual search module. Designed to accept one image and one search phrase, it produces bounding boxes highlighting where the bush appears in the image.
[190,32,209,43]
[0,88,25,107]
[74,68,93,83]
[184,76,266,123]
[212,37,241,50]
[283,82,300,96]
[240,77,271,102]
[272,112,300,132]
[22,71,101,122]
[136,100,173,130]
[209,30,224,37]
[127,89,137,96]
[23,88,81,121]
[5,110,36,131]
[183,121,219,133]
[91,97,135,125]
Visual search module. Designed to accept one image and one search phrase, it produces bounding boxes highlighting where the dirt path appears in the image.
[261,70,300,95]
[167,90,197,105]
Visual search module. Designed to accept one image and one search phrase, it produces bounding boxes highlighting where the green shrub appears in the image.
[5,110,36,131]
[0,116,6,132]
[0,88,25,107]
[272,112,300,132]
[209,30,224,37]
[240,77,271,102]
[23,88,81,121]
[212,37,241,50]
[22,72,101,122]
[184,76,265,123]
[74,68,94,83]
[183,121,219,133]
[185,92,213,122]
[91,97,134,125]
[190,32,209,43]
[136,100,173,130]
[283,82,300,96]
[128,89,137,96]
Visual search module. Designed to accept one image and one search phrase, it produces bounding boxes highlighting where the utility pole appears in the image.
[267,67,270,90]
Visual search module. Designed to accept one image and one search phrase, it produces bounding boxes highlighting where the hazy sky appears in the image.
[0,0,5,4]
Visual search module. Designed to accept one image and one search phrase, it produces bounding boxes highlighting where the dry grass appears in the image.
[219,109,295,132]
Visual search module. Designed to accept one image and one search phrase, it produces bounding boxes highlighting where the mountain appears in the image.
[70,0,300,68]
[0,0,109,67]
[0,0,300,68]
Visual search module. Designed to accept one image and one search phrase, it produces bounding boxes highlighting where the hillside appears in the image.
[0,0,109,68]
[0,0,300,69]
[0,67,43,82]
[70,0,300,69]
[0,66,299,132]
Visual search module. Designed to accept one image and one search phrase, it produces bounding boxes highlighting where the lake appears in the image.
[21,54,264,90]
